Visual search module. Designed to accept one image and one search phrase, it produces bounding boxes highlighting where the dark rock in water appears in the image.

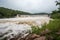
[10,38,17,40]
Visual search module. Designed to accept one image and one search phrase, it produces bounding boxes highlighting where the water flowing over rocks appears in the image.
[0,23,31,40]
[0,17,51,40]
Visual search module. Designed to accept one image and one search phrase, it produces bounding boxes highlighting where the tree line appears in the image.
[0,7,30,18]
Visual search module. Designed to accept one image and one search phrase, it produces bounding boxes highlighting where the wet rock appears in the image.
[46,35,53,40]
[24,34,40,40]
[40,29,50,36]
[56,30,60,35]
[24,34,46,40]
[24,34,33,40]
[34,36,46,40]
[10,38,16,40]
[31,34,40,38]
[9,34,46,40]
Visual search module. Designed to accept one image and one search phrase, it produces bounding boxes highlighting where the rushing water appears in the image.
[0,22,31,40]
[0,17,51,40]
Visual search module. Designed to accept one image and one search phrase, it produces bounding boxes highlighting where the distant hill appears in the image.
[0,7,49,18]
[32,13,49,15]
[0,7,31,18]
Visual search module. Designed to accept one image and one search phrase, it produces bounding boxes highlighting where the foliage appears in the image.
[51,13,60,19]
[31,19,60,40]
[31,24,48,35]
[46,19,60,32]
[0,7,30,18]
[31,26,41,35]
[51,10,60,19]
[44,19,60,40]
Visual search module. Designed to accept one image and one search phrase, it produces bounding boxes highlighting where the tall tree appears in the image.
[51,0,60,19]
[56,0,60,12]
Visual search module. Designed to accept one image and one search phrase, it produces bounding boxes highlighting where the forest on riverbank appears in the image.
[0,7,31,18]
[0,7,49,18]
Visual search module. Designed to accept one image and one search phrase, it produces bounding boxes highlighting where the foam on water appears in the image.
[0,22,31,40]
[0,17,51,40]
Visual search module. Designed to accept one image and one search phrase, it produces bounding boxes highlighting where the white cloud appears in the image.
[0,0,58,13]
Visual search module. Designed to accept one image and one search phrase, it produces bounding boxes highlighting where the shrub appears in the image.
[31,26,41,35]
[31,19,60,40]
[51,13,60,19]
[44,19,60,40]
[46,19,60,32]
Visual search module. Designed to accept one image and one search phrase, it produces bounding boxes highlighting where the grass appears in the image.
[31,26,41,35]
[31,19,60,40]
[46,19,60,32]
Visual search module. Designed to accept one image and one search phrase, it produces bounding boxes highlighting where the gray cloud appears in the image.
[0,0,58,13]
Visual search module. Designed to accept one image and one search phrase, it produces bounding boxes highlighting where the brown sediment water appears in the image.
[0,16,51,40]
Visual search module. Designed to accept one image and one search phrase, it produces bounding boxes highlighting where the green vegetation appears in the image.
[31,19,60,33]
[45,19,60,40]
[46,19,60,32]
[31,6,60,39]
[31,26,41,35]
[0,7,30,18]
[51,0,60,19]
[51,10,60,19]
[31,19,60,40]
[0,7,49,18]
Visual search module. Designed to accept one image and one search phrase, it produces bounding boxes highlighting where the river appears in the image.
[0,17,50,40]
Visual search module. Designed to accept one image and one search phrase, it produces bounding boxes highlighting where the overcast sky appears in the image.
[0,0,58,13]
